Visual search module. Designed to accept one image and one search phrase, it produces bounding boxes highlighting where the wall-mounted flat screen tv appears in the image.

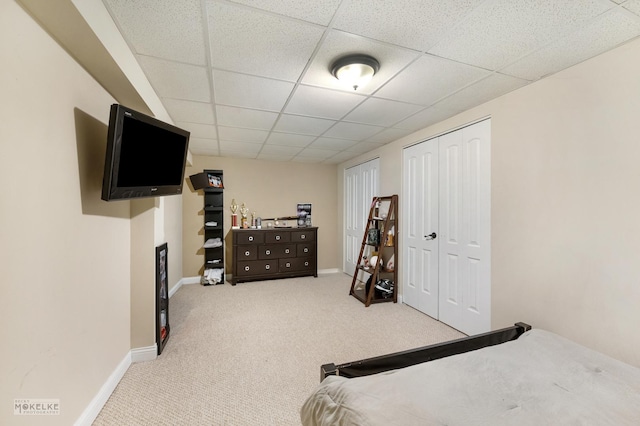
[101,104,190,201]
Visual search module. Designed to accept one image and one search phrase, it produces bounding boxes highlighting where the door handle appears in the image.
[425,232,437,240]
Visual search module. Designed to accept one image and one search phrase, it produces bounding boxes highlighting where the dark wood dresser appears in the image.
[231,227,318,285]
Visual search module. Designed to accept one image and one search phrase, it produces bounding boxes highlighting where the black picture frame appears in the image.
[297,203,312,227]
[156,243,170,355]
[208,173,223,188]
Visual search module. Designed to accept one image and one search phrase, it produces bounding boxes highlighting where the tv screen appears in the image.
[102,104,190,201]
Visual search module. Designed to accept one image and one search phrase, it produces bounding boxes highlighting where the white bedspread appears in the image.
[300,329,640,425]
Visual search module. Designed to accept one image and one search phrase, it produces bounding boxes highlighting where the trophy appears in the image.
[230,198,238,229]
[240,203,249,229]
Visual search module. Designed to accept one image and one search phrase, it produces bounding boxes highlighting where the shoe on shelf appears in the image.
[375,279,394,294]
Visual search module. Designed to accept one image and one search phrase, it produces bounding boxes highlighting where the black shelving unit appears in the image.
[202,169,224,285]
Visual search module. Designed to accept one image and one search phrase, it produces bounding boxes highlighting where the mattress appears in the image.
[300,329,640,426]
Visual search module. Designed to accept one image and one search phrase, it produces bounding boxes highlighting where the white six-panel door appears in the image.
[438,120,491,335]
[344,159,379,274]
[402,120,490,335]
[402,138,439,317]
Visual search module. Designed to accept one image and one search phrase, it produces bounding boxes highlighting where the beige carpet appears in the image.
[93,273,464,425]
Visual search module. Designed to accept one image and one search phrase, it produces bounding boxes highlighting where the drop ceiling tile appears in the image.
[301,30,419,94]
[334,0,485,51]
[273,114,337,135]
[213,70,295,111]
[162,99,215,124]
[227,0,342,25]
[216,106,279,130]
[394,106,460,131]
[343,97,423,126]
[219,140,263,154]
[434,73,529,112]
[296,148,339,159]
[220,150,258,158]
[104,0,205,65]
[624,0,640,15]
[502,9,640,80]
[364,128,413,144]
[260,144,304,156]
[175,122,217,139]
[429,0,614,70]
[206,1,325,80]
[265,132,317,147]
[137,56,210,102]
[217,126,269,143]
[257,154,296,161]
[323,122,385,140]
[188,138,219,155]
[345,141,384,154]
[323,151,359,163]
[291,157,324,163]
[375,55,491,106]
[285,85,366,119]
[309,137,359,150]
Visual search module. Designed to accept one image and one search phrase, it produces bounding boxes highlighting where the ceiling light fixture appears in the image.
[331,54,380,91]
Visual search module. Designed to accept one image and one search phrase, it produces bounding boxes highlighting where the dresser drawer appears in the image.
[291,230,315,242]
[236,246,258,261]
[265,231,290,243]
[279,257,315,272]
[235,231,264,244]
[236,260,277,276]
[297,243,315,257]
[259,244,295,259]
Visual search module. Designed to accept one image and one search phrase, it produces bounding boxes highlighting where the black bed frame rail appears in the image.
[321,322,531,381]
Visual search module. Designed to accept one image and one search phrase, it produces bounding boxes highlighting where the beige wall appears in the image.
[162,195,185,294]
[1,2,186,424]
[183,156,339,277]
[1,1,129,424]
[338,38,640,368]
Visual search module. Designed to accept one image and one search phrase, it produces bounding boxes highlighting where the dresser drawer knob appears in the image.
[301,234,306,239]
[244,266,250,271]
[265,250,271,255]
[265,265,270,270]
[285,249,290,254]
[305,261,309,266]
[245,250,250,256]
[275,235,281,241]
[303,248,308,253]
[248,236,254,242]
[285,262,291,268]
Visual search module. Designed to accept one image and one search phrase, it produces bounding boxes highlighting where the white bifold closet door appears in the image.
[403,137,439,317]
[344,158,379,275]
[403,120,490,336]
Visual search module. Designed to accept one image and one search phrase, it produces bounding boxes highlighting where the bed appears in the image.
[301,323,640,425]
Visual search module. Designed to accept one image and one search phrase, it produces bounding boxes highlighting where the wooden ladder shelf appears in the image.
[349,195,398,307]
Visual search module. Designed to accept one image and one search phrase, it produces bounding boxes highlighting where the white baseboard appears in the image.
[182,276,202,285]
[74,351,131,426]
[169,276,200,298]
[75,343,158,425]
[131,344,157,363]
